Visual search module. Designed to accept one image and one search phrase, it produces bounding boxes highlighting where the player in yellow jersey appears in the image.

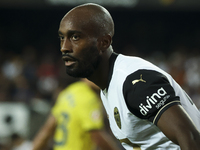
[32,79,121,150]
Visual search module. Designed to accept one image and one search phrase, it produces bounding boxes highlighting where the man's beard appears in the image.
[65,46,101,78]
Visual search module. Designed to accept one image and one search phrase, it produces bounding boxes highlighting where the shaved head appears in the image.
[59,3,114,80]
[61,3,114,37]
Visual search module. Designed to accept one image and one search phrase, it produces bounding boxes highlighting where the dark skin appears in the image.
[59,4,113,89]
[58,3,200,150]
[158,105,200,149]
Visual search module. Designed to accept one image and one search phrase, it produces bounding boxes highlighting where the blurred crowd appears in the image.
[0,8,200,150]
[0,44,76,104]
[1,44,199,108]
[0,44,77,150]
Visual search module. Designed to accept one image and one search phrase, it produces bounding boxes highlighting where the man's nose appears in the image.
[60,39,72,52]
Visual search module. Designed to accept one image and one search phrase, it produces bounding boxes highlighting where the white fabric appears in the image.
[100,54,200,150]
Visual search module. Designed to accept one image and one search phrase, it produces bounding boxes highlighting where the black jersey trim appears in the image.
[153,100,181,125]
[106,52,118,90]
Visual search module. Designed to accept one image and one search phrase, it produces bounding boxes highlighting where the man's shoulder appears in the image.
[114,55,154,73]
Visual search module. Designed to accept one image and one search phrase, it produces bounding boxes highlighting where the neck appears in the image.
[87,49,113,90]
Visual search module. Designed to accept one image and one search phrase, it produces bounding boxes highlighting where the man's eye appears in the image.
[58,36,64,40]
[71,35,80,41]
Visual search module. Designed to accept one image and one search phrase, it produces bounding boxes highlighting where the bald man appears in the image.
[58,3,200,150]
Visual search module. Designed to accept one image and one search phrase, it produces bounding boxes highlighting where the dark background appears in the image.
[1,8,200,55]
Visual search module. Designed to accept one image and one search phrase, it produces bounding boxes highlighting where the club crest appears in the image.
[114,107,121,129]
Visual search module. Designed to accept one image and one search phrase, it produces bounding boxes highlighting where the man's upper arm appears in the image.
[32,114,57,150]
[157,104,200,149]
[42,114,57,136]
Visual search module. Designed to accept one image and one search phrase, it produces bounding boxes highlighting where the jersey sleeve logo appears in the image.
[139,87,170,116]
[132,74,146,85]
[114,107,121,129]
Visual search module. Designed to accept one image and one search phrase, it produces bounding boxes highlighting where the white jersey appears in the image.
[100,53,200,150]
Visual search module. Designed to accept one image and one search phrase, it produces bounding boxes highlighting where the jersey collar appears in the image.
[106,52,118,91]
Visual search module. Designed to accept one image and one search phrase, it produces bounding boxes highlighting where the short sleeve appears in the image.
[123,69,181,125]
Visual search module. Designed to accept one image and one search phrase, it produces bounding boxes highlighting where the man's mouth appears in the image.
[65,60,76,66]
[62,55,76,67]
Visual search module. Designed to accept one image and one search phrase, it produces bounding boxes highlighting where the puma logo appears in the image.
[132,74,146,85]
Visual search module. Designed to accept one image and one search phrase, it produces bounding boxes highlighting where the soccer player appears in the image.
[32,79,120,150]
[58,3,200,150]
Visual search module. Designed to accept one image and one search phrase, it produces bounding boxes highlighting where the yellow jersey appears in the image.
[51,81,104,150]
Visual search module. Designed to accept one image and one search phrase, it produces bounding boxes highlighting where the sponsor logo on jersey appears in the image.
[139,87,170,116]
[132,74,146,85]
[114,107,121,129]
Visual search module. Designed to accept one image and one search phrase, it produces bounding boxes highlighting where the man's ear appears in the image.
[97,35,112,52]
